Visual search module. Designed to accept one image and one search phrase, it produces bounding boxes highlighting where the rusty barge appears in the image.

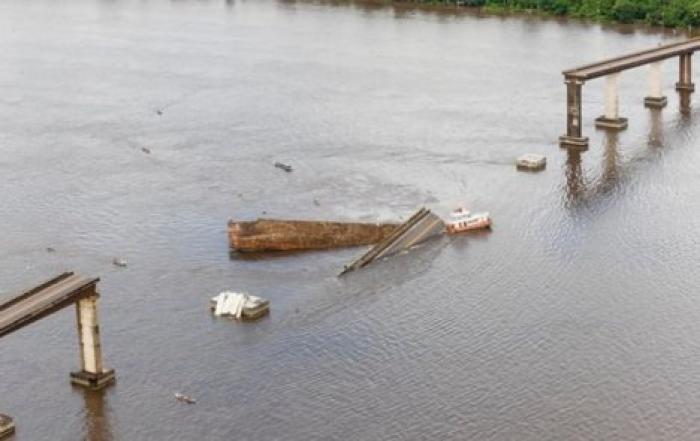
[228,218,400,252]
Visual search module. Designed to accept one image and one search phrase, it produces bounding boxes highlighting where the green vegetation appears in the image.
[397,0,700,27]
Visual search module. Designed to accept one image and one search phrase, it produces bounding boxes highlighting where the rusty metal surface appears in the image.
[0,272,99,338]
[564,38,700,80]
[340,208,445,275]
[228,218,400,252]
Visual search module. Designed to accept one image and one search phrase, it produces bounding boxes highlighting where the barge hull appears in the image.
[228,219,400,252]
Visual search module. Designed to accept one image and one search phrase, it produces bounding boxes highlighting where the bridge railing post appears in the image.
[559,77,589,149]
[595,73,628,130]
[645,61,668,108]
[70,289,115,390]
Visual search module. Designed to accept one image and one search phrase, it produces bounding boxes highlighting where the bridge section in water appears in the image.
[560,38,700,149]
[0,272,115,439]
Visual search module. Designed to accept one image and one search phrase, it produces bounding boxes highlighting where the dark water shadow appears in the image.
[72,387,113,441]
[562,131,622,211]
[648,108,664,148]
[563,147,586,208]
[564,108,671,211]
[230,247,357,261]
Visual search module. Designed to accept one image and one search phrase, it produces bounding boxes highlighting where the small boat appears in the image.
[210,292,270,320]
[446,210,491,234]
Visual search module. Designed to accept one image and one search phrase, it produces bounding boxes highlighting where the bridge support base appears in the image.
[595,116,628,130]
[70,369,116,390]
[559,135,589,150]
[0,414,15,440]
[644,96,668,109]
[676,82,695,93]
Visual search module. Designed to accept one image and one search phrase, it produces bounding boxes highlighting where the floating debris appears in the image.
[516,154,546,171]
[112,258,128,268]
[0,414,14,438]
[445,207,492,234]
[228,218,399,252]
[141,147,151,154]
[175,393,196,404]
[274,162,293,172]
[210,292,269,320]
[340,208,445,275]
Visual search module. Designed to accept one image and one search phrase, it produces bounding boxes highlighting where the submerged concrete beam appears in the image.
[340,208,445,275]
[645,61,668,109]
[70,294,115,390]
[595,73,628,130]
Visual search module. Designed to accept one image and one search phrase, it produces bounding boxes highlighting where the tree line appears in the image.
[403,0,700,27]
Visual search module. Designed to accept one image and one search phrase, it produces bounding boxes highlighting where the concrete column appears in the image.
[596,73,628,130]
[645,61,667,108]
[70,294,115,390]
[559,77,589,149]
[680,90,692,114]
[0,414,14,440]
[676,53,695,93]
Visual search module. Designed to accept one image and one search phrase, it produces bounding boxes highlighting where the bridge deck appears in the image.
[564,38,700,81]
[0,272,99,338]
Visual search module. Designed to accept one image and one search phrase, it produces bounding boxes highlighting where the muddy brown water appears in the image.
[3,1,700,440]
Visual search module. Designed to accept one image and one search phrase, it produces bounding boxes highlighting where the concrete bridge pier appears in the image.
[676,53,695,93]
[559,78,589,149]
[645,61,668,108]
[70,293,115,390]
[595,73,628,130]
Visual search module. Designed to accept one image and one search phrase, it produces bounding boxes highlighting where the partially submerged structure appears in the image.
[340,208,445,275]
[0,414,14,440]
[0,272,115,389]
[228,218,399,252]
[0,273,115,437]
[210,292,269,320]
[516,154,546,171]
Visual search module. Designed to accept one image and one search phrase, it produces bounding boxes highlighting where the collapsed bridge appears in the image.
[0,272,115,387]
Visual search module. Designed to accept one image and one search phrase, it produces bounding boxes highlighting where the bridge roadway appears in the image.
[564,38,700,80]
[0,272,99,338]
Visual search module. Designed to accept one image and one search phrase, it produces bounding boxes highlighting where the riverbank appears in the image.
[363,0,700,29]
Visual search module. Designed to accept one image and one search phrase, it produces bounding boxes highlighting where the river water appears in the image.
[2,1,700,440]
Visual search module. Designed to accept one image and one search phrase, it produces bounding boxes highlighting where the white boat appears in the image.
[446,211,491,234]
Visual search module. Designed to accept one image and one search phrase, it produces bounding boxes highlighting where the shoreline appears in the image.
[302,0,697,38]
